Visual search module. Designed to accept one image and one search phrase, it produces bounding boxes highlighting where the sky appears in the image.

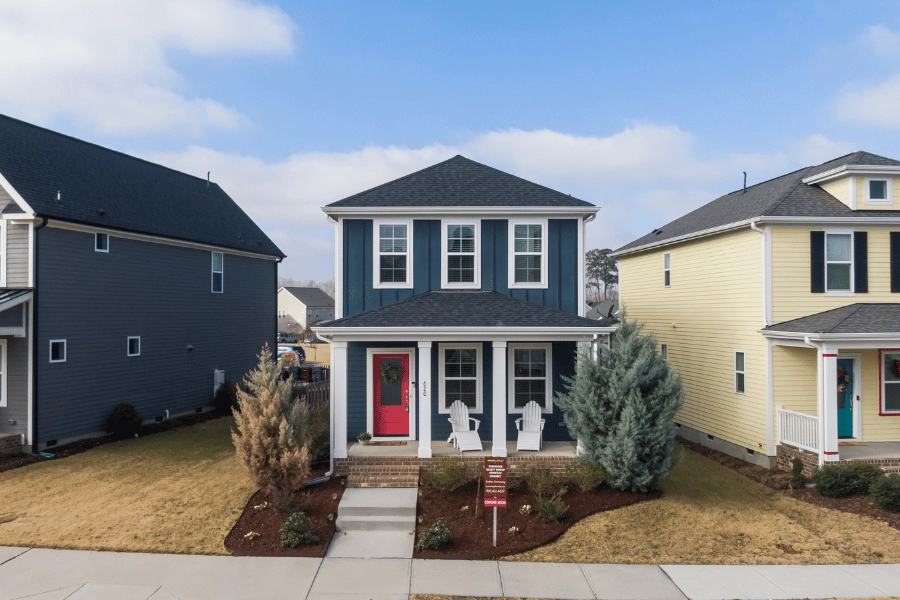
[1,1,900,280]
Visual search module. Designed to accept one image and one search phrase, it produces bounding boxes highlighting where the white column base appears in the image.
[492,341,508,457]
[418,341,433,459]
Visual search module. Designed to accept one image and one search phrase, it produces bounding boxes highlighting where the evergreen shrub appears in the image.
[535,488,569,521]
[280,512,319,547]
[870,475,900,512]
[813,463,885,498]
[524,465,560,498]
[790,457,808,489]
[420,457,470,492]
[563,462,607,492]
[102,403,144,439]
[415,517,452,550]
[214,381,239,415]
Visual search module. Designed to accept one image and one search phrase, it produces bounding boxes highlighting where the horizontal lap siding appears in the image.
[772,346,817,416]
[35,226,276,443]
[0,325,29,439]
[6,222,29,287]
[821,179,851,208]
[861,349,900,441]
[619,228,767,452]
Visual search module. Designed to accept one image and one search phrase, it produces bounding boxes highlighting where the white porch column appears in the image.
[821,347,840,463]
[492,341,508,457]
[417,341,433,458]
[331,341,349,459]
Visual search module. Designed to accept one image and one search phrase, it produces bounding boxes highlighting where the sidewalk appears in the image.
[3,546,900,600]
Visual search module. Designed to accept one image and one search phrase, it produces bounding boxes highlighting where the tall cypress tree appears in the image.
[556,317,683,493]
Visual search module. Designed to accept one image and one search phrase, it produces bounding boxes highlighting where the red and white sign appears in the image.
[484,457,507,508]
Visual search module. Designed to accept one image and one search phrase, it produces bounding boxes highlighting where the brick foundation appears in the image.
[0,433,22,456]
[776,444,819,478]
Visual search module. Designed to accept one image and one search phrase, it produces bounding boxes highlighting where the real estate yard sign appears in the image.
[484,457,507,548]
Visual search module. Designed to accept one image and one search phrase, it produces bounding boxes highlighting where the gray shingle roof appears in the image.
[0,114,283,257]
[764,303,900,334]
[283,287,334,307]
[325,155,595,209]
[316,290,616,329]
[616,151,900,254]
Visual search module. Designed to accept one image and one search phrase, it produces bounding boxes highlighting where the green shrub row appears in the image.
[812,463,900,513]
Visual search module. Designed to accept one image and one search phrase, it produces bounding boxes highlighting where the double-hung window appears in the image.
[663,252,671,287]
[509,220,547,288]
[825,232,852,292]
[211,252,224,293]
[735,351,745,394]
[374,220,412,288]
[508,343,552,413]
[442,221,479,288]
[881,351,900,414]
[438,344,482,413]
[866,179,892,205]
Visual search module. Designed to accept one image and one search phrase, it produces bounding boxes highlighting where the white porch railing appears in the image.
[777,406,820,453]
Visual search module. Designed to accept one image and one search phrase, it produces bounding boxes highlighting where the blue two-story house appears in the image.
[315,156,615,466]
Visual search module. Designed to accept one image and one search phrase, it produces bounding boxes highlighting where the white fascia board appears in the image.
[610,219,758,258]
[322,206,599,218]
[312,325,617,343]
[0,291,32,313]
[757,216,900,227]
[47,220,280,261]
[758,329,900,342]
[0,171,35,216]
[802,165,900,185]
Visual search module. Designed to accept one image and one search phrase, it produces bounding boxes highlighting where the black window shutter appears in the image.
[810,231,825,293]
[892,232,900,293]
[854,231,868,293]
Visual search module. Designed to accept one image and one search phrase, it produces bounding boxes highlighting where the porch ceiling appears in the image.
[347,440,577,458]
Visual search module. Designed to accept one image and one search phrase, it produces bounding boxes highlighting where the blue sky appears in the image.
[1,1,900,279]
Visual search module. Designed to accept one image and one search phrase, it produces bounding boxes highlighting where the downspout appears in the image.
[307,328,334,486]
[31,216,47,451]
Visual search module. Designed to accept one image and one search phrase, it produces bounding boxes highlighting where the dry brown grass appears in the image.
[300,342,329,365]
[510,447,900,565]
[0,417,254,555]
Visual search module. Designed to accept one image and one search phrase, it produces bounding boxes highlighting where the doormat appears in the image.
[839,442,867,446]
[372,441,407,446]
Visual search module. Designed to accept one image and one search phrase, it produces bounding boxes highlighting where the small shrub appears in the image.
[102,403,144,439]
[870,475,900,512]
[271,489,311,514]
[524,465,561,498]
[419,457,470,492]
[214,381,239,415]
[812,463,886,498]
[280,512,319,548]
[415,517,452,550]
[790,457,808,489]
[535,487,569,521]
[563,462,607,492]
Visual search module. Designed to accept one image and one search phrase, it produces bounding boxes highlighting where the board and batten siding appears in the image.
[6,222,30,287]
[34,225,277,445]
[342,218,580,317]
[619,227,768,453]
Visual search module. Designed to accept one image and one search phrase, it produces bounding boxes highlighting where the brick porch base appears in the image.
[777,443,900,477]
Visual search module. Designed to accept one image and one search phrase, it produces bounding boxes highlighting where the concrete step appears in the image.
[335,514,416,532]
[339,504,417,518]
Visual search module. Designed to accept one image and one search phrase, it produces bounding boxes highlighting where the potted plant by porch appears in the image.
[358,432,372,446]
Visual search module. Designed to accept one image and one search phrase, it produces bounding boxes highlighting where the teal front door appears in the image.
[837,357,855,439]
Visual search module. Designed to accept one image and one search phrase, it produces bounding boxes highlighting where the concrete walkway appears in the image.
[4,546,900,599]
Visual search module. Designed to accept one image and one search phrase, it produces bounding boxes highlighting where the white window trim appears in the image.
[824,229,854,296]
[49,339,66,363]
[437,343,483,414]
[508,218,549,289]
[0,339,6,407]
[663,252,671,288]
[881,350,900,415]
[211,251,224,293]
[660,342,668,361]
[372,218,414,289]
[864,178,893,205]
[508,342,553,414]
[94,232,109,253]
[735,350,746,395]
[127,336,141,357]
[441,219,481,289]
[0,221,6,287]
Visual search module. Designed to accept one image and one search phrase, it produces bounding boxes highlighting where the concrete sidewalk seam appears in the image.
[657,565,686,598]
[0,547,30,567]
[303,557,325,600]
[576,564,598,599]
[837,564,893,597]
[749,565,794,598]
[495,561,504,598]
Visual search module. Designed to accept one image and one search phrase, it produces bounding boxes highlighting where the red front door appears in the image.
[373,353,410,436]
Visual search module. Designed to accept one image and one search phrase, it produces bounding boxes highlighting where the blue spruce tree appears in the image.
[556,316,683,493]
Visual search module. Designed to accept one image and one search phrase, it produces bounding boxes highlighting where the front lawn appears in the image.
[0,417,254,555]
[510,446,900,564]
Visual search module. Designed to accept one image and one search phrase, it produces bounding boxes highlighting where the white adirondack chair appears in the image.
[515,401,545,451]
[447,400,482,452]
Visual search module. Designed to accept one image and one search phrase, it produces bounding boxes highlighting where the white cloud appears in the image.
[789,134,856,166]
[835,74,900,129]
[144,125,849,280]
[863,24,900,56]
[0,0,294,135]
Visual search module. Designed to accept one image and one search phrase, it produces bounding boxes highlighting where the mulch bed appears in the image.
[0,412,225,475]
[413,480,654,560]
[679,437,900,532]
[225,473,344,557]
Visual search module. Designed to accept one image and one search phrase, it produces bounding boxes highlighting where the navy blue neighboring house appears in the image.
[0,114,284,452]
[314,156,616,459]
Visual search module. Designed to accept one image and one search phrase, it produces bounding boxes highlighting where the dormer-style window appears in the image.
[442,220,480,288]
[373,220,413,289]
[509,219,548,288]
[825,232,852,292]
[866,179,892,205]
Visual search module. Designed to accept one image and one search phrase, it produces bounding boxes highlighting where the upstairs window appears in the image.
[95,233,109,252]
[509,221,547,287]
[735,351,745,394]
[825,233,852,292]
[127,336,140,357]
[374,221,412,288]
[211,252,224,293]
[866,179,892,205]
[50,339,66,363]
[663,252,671,287]
[442,221,479,288]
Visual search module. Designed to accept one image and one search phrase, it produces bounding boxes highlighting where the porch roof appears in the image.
[763,303,900,336]
[314,290,616,339]
[0,289,31,313]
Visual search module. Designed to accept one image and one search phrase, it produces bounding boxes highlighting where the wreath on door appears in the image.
[380,361,402,385]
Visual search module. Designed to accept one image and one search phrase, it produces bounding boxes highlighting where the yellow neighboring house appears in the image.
[613,151,900,472]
